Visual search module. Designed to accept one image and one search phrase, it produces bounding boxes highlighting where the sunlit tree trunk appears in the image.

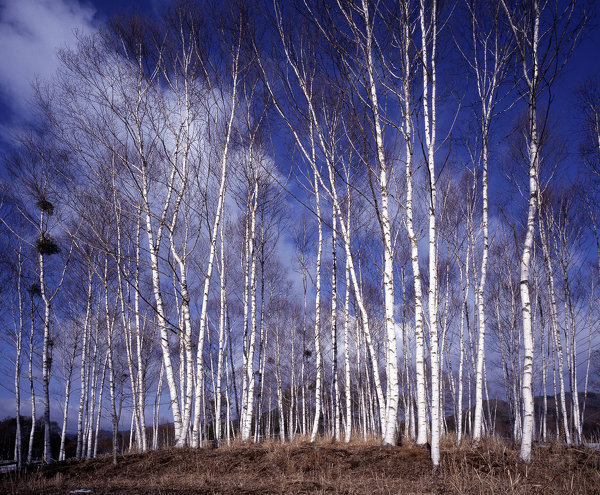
[275,315,286,442]
[103,258,119,465]
[343,213,352,443]
[537,200,571,444]
[419,0,440,467]
[355,0,399,445]
[86,314,100,459]
[38,211,54,463]
[310,168,323,442]
[501,0,583,461]
[13,246,24,467]
[76,267,93,459]
[466,0,513,444]
[214,220,228,443]
[59,336,78,461]
[241,180,260,442]
[27,284,36,464]
[133,213,147,451]
[93,352,109,458]
[331,207,341,441]
[193,39,240,445]
[153,362,164,451]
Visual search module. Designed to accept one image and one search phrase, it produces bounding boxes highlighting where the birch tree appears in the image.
[500,0,584,461]
[388,0,428,445]
[459,0,514,444]
[418,0,442,467]
[332,0,400,445]
[192,4,243,446]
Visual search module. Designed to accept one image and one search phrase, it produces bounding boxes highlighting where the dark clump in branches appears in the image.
[36,234,59,256]
[35,199,54,216]
[27,283,41,296]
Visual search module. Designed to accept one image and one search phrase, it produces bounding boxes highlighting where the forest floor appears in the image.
[2,436,600,494]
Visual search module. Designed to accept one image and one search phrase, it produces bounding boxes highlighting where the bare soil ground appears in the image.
[2,436,600,494]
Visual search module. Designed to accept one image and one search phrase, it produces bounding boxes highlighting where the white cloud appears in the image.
[0,0,97,118]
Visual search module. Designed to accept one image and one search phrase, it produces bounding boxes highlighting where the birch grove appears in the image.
[0,0,597,469]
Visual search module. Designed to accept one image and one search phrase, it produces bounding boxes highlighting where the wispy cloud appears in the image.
[0,0,97,121]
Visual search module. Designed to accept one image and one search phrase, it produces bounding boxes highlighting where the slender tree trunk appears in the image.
[310,172,323,442]
[143,200,183,443]
[94,352,109,458]
[517,17,540,457]
[27,291,36,465]
[356,0,398,445]
[14,248,23,468]
[538,290,548,442]
[104,259,119,465]
[39,249,52,464]
[473,126,490,444]
[215,221,228,443]
[193,53,239,444]
[275,317,286,442]
[538,199,571,444]
[399,2,428,444]
[344,246,352,443]
[86,317,100,459]
[76,268,93,459]
[518,101,538,461]
[419,0,440,467]
[153,362,164,450]
[59,341,77,461]
[331,210,341,441]
[241,180,260,442]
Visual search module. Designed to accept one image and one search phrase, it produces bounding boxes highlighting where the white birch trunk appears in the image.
[358,0,398,445]
[104,259,119,465]
[399,3,428,444]
[27,291,36,465]
[538,201,571,444]
[142,194,183,443]
[344,240,352,443]
[76,268,93,459]
[134,214,147,451]
[14,248,23,467]
[39,248,52,463]
[310,173,323,442]
[214,220,227,443]
[153,361,164,450]
[93,352,109,458]
[192,49,238,445]
[419,0,440,467]
[275,318,286,442]
[473,125,489,444]
[86,316,100,459]
[59,340,77,461]
[331,209,341,441]
[468,1,512,444]
[241,181,260,442]
[511,0,539,462]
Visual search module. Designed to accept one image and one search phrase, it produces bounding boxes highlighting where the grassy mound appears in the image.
[2,436,600,494]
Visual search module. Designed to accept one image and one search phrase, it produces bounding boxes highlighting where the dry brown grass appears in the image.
[2,436,599,494]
